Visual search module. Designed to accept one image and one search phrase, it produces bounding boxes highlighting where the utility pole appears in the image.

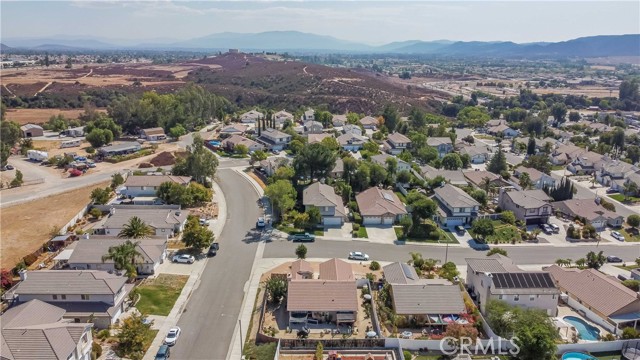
[239,319,244,355]
[445,242,449,263]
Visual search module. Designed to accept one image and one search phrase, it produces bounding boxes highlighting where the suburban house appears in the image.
[547,265,640,335]
[390,279,467,325]
[257,128,292,151]
[504,152,524,167]
[498,188,553,225]
[552,199,624,230]
[1,299,94,360]
[287,258,358,327]
[240,109,264,123]
[20,124,44,138]
[98,142,141,157]
[330,158,344,178]
[459,145,492,164]
[426,137,453,158]
[222,134,265,153]
[67,236,167,275]
[307,133,333,144]
[383,262,424,285]
[95,205,188,237]
[259,157,290,176]
[466,255,560,316]
[596,161,638,187]
[359,116,378,130]
[302,182,347,226]
[567,151,607,175]
[485,119,507,128]
[514,166,556,189]
[463,170,510,190]
[8,270,133,328]
[220,124,249,136]
[303,108,315,121]
[356,187,407,225]
[140,127,166,141]
[383,132,412,155]
[332,114,347,127]
[550,144,586,165]
[121,174,191,197]
[274,110,294,126]
[512,137,558,154]
[420,165,468,187]
[487,124,519,138]
[342,124,363,136]
[303,120,324,134]
[371,153,411,172]
[432,184,480,227]
[337,133,367,152]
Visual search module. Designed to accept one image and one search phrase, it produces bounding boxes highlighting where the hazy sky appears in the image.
[2,1,639,44]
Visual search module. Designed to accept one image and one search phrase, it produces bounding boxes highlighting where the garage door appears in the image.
[525,218,543,225]
[445,218,464,227]
[323,217,342,226]
[363,216,382,225]
[382,217,394,225]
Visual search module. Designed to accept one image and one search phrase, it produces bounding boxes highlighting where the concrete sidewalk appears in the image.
[142,180,228,360]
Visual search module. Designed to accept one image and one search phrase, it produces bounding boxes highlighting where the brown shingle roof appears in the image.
[14,270,126,296]
[359,116,378,125]
[290,260,314,280]
[433,184,480,208]
[303,183,346,217]
[287,280,358,312]
[391,281,465,315]
[356,187,407,217]
[387,132,411,144]
[465,254,522,273]
[552,199,622,222]
[124,175,191,187]
[142,127,165,136]
[319,258,354,281]
[546,265,640,317]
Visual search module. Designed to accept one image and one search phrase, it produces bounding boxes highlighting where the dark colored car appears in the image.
[155,345,171,360]
[207,243,219,257]
[454,225,465,235]
[606,255,623,263]
[290,233,316,242]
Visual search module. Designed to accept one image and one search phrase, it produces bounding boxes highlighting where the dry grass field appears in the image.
[0,182,108,269]
[4,108,107,125]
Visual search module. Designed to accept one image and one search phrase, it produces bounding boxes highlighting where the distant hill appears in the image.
[0,43,11,51]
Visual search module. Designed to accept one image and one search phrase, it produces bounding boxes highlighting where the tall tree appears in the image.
[118,217,155,239]
[527,137,536,155]
[102,240,142,279]
[265,180,297,219]
[586,251,606,270]
[293,143,336,180]
[382,104,399,132]
[551,103,567,125]
[441,153,463,170]
[182,216,214,253]
[172,134,219,185]
[487,148,507,174]
[471,218,495,242]
[519,172,532,189]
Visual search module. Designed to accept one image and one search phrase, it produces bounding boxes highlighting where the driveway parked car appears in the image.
[207,243,219,257]
[611,231,625,241]
[155,345,171,360]
[454,225,465,235]
[290,233,315,242]
[256,217,266,228]
[348,252,370,261]
[172,254,195,264]
[606,255,623,263]
[164,327,181,346]
[549,224,560,233]
[540,224,553,235]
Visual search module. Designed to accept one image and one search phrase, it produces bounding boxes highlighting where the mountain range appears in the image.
[2,31,639,58]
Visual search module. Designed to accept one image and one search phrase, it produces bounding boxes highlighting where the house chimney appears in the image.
[18,270,27,281]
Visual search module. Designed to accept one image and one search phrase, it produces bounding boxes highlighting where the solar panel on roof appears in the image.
[492,272,555,289]
[382,192,394,201]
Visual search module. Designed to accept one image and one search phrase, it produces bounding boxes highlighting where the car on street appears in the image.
[540,224,553,235]
[611,231,625,241]
[207,243,219,257]
[155,345,171,360]
[549,223,560,233]
[164,327,181,346]
[256,217,266,228]
[290,233,315,242]
[172,254,195,264]
[454,225,465,235]
[606,255,623,263]
[348,251,370,261]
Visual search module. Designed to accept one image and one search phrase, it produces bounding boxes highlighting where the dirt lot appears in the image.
[4,108,107,125]
[0,181,108,269]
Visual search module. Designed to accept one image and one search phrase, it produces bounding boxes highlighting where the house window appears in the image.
[529,295,535,301]
[53,295,58,300]
[552,294,556,299]
[498,295,503,300]
[514,295,520,301]
[81,294,90,300]
[61,295,66,300]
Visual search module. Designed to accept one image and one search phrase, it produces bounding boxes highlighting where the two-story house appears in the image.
[459,145,492,164]
[96,206,188,237]
[222,134,265,153]
[498,188,553,225]
[432,184,480,227]
[121,175,191,198]
[257,128,292,151]
[371,153,412,173]
[383,132,412,155]
[303,120,324,134]
[466,255,560,316]
[426,137,454,158]
[303,108,315,122]
[332,114,347,127]
[239,109,264,123]
[567,151,607,175]
[1,300,94,360]
[359,116,378,130]
[342,124,363,136]
[337,133,367,152]
[302,182,347,226]
[356,187,407,225]
[9,270,133,328]
[514,166,556,189]
[273,110,294,128]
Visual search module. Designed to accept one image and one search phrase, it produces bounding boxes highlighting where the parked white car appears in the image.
[164,326,181,346]
[611,231,625,241]
[172,254,195,264]
[348,252,370,261]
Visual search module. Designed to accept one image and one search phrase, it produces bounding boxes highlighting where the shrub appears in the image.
[369,261,381,271]
[352,223,360,231]
[353,212,363,224]
[92,342,102,359]
[403,350,413,360]
[89,207,103,219]
[622,327,639,339]
[86,147,95,154]
[97,329,110,340]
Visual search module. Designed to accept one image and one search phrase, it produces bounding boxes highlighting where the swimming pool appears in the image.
[561,351,597,360]
[563,316,601,341]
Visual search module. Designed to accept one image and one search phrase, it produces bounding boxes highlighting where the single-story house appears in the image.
[95,205,188,237]
[337,133,367,152]
[426,137,453,158]
[140,127,166,141]
[259,157,290,176]
[552,199,624,230]
[220,124,249,136]
[421,165,468,187]
[302,182,347,226]
[359,116,378,130]
[547,265,640,335]
[463,170,510,189]
[390,280,467,324]
[356,187,407,225]
[222,135,265,153]
[330,158,344,178]
[498,188,553,225]
[20,124,44,138]
[122,174,191,197]
[307,133,333,145]
[98,142,142,157]
[514,166,556,189]
[289,259,314,280]
[240,109,264,123]
[459,145,492,164]
[332,114,347,127]
[342,124,363,136]
[304,120,323,134]
[487,124,519,138]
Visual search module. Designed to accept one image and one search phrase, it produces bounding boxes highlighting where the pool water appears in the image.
[563,316,601,341]
[561,351,597,360]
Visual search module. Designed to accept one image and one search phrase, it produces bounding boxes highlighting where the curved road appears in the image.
[170,169,261,360]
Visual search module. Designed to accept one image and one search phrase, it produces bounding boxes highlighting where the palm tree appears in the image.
[623,181,638,202]
[575,258,586,269]
[102,240,142,279]
[586,251,606,270]
[118,216,155,239]
[519,172,532,190]
[480,177,492,194]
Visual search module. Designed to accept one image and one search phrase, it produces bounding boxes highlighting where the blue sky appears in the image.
[2,1,639,44]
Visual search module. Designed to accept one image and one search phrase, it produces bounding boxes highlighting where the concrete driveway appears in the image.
[323,222,353,240]
[363,225,398,245]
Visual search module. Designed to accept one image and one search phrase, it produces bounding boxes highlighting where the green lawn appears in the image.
[405,229,459,244]
[551,165,566,171]
[608,193,640,203]
[620,227,640,242]
[357,227,369,238]
[469,221,522,244]
[143,330,159,355]
[136,274,189,316]
[617,264,640,271]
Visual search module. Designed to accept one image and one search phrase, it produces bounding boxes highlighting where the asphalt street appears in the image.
[170,169,262,360]
[262,238,640,265]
